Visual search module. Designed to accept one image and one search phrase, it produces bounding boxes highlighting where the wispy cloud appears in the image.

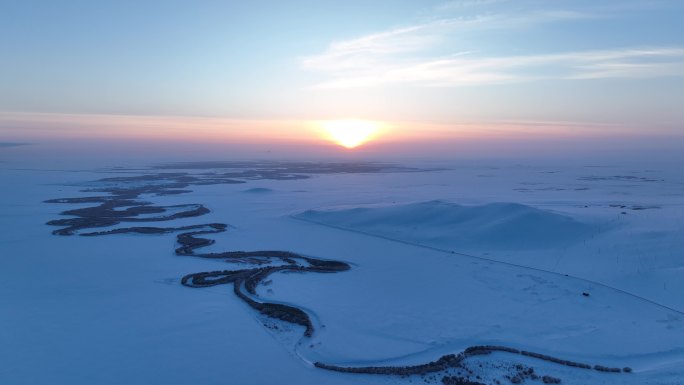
[306,47,684,88]
[302,3,684,88]
[0,142,30,148]
[302,10,588,73]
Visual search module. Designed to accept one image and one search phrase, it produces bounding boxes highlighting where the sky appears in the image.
[1,0,683,157]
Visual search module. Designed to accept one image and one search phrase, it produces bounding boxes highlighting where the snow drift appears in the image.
[297,201,597,250]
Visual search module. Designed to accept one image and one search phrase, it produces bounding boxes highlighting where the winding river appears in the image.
[45,162,629,384]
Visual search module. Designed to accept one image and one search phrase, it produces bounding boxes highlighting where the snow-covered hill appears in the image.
[298,201,598,250]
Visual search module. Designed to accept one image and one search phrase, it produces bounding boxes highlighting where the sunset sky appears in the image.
[1,0,683,154]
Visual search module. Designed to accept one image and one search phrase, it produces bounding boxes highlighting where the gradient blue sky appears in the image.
[1,0,683,142]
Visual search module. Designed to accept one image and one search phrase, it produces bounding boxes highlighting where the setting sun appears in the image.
[321,120,380,148]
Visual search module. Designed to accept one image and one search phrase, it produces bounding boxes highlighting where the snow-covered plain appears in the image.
[1,158,683,385]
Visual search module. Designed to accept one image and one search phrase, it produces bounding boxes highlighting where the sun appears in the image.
[321,120,380,149]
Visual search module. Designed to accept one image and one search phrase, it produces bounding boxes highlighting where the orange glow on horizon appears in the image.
[0,112,655,153]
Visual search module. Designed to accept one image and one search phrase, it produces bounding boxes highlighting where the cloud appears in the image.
[302,10,589,74]
[306,45,684,89]
[0,142,30,148]
[301,3,684,88]
[300,17,483,73]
